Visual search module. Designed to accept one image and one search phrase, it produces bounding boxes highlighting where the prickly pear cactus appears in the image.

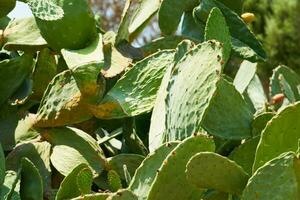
[2,0,300,199]
[35,0,97,50]
[243,152,300,199]
[147,134,215,200]
[186,152,249,195]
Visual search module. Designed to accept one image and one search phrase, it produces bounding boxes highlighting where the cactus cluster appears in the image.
[0,0,300,199]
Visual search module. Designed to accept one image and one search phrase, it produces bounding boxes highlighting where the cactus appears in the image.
[147,135,215,200]
[186,152,249,195]
[127,0,160,40]
[243,152,300,199]
[0,170,21,199]
[35,61,105,127]
[20,158,43,200]
[107,170,122,192]
[253,102,300,172]
[165,41,253,141]
[61,34,104,70]
[35,0,97,51]
[3,17,47,51]
[233,60,257,94]
[129,142,179,199]
[158,0,199,35]
[251,112,274,136]
[0,53,34,107]
[2,0,300,199]
[27,0,64,21]
[205,8,231,64]
[148,40,194,152]
[228,136,260,175]
[56,163,93,200]
[5,141,52,194]
[90,50,175,119]
[32,48,57,100]
[107,154,144,182]
[40,126,107,176]
[194,0,266,62]
[269,65,300,110]
[246,74,268,113]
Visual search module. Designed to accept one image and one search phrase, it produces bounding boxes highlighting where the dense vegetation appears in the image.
[0,0,300,199]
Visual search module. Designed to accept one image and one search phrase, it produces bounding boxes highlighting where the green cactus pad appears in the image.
[115,0,131,45]
[107,154,144,181]
[270,65,300,102]
[253,102,300,172]
[229,136,260,175]
[243,152,300,199]
[194,0,266,62]
[165,41,223,141]
[3,17,47,51]
[181,12,205,41]
[61,34,104,70]
[20,158,43,200]
[233,61,257,94]
[5,141,51,193]
[14,113,39,145]
[32,48,57,100]
[201,78,253,140]
[158,0,199,35]
[35,70,92,127]
[141,36,195,56]
[147,135,215,200]
[35,0,97,51]
[40,127,106,176]
[36,62,104,127]
[148,40,194,152]
[186,152,249,195]
[107,170,122,192]
[251,112,274,136]
[129,142,179,200]
[280,75,296,103]
[101,31,133,79]
[8,78,33,105]
[0,104,19,151]
[0,170,21,200]
[0,53,34,107]
[246,75,268,112]
[56,163,93,200]
[205,8,231,65]
[0,0,16,18]
[166,41,253,141]
[91,50,175,119]
[128,0,160,39]
[27,0,64,21]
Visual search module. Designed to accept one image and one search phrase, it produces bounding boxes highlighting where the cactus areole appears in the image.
[35,0,97,51]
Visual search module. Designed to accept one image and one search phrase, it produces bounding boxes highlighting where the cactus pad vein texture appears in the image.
[1,0,300,199]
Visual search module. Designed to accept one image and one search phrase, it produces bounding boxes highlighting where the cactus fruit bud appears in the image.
[271,93,285,104]
[241,12,255,24]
